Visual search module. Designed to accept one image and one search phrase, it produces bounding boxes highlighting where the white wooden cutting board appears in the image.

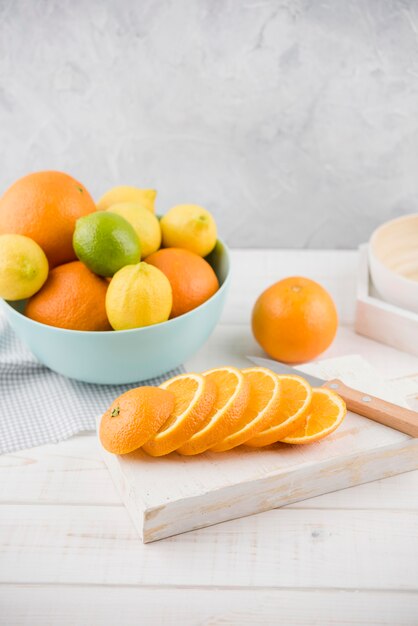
[98,355,418,543]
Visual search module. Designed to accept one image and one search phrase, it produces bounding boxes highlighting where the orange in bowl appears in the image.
[25,261,111,331]
[145,248,219,318]
[0,171,96,267]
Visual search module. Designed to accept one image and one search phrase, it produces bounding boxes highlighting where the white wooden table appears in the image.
[1,250,418,626]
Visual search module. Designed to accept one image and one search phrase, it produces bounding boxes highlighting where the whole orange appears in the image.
[252,276,338,363]
[0,171,96,267]
[145,248,219,318]
[25,261,111,331]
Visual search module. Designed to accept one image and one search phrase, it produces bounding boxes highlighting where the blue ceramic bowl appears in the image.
[0,240,230,384]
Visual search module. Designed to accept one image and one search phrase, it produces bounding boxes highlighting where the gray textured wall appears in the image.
[1,0,418,248]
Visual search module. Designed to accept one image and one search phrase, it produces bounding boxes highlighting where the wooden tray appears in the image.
[98,355,418,543]
[356,244,418,356]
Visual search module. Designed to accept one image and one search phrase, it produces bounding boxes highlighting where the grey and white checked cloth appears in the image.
[0,313,185,454]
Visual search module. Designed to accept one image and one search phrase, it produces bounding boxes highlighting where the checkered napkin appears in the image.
[0,313,185,454]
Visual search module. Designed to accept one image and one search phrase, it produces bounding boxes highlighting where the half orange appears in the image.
[99,387,175,455]
[177,366,249,456]
[142,373,217,456]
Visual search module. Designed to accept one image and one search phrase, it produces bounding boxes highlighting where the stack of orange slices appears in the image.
[99,365,347,457]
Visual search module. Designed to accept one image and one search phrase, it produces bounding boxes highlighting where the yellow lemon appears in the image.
[106,262,172,330]
[106,202,161,258]
[97,186,156,213]
[160,204,217,257]
[0,234,49,300]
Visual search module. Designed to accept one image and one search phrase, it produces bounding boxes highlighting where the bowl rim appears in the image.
[369,213,418,290]
[0,238,231,336]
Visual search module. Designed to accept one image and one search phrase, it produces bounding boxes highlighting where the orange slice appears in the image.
[246,375,312,447]
[211,367,282,452]
[99,387,175,455]
[281,387,346,444]
[177,366,250,456]
[142,373,217,456]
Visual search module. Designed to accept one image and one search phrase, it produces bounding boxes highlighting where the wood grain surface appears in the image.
[1,250,418,625]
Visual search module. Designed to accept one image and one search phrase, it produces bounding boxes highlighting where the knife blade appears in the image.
[247,355,324,388]
[246,355,418,438]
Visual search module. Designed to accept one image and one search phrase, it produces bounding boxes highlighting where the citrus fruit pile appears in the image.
[0,171,220,331]
[99,365,347,456]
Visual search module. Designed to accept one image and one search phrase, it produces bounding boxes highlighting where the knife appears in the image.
[247,355,418,438]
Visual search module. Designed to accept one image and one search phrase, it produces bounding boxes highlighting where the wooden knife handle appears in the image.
[322,379,418,438]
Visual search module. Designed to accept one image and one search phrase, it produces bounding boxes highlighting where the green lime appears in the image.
[73,212,141,277]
